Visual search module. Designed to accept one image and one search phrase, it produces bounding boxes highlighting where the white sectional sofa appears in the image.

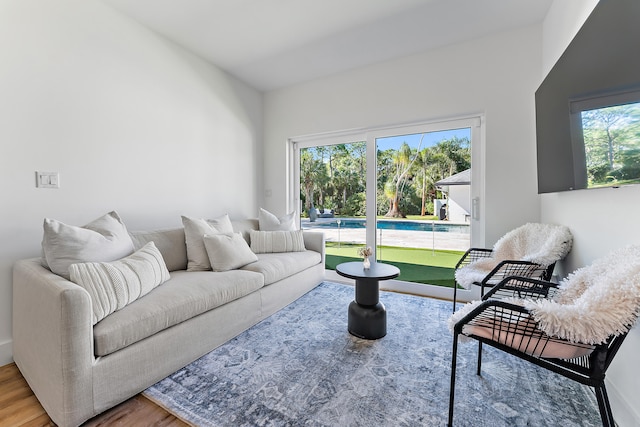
[12,214,325,427]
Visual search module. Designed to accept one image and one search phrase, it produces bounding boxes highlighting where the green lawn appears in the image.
[325,242,463,288]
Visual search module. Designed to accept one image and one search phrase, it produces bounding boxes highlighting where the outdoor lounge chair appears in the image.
[451,223,573,311]
[447,245,640,427]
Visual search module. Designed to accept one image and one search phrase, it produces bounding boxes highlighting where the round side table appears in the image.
[336,261,400,339]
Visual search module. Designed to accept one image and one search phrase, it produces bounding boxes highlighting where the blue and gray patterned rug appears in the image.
[144,281,600,426]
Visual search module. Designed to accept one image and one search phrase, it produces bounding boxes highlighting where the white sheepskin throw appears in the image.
[523,245,640,344]
[449,245,640,345]
[454,223,573,289]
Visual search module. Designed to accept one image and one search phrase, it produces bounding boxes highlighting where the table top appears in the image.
[335,261,400,281]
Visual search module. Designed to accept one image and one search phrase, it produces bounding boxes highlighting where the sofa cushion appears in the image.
[231,218,260,244]
[69,242,171,325]
[130,228,187,272]
[241,251,322,285]
[250,230,306,253]
[182,214,234,271]
[42,211,135,280]
[93,269,264,356]
[203,233,258,272]
[258,208,296,231]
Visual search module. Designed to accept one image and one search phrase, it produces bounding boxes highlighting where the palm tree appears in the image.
[414,148,434,216]
[300,150,326,211]
[383,136,425,217]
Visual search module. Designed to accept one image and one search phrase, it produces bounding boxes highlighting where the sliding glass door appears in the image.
[291,117,483,296]
[296,141,367,258]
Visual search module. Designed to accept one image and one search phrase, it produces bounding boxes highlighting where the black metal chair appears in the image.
[451,247,555,312]
[451,223,573,312]
[448,276,630,427]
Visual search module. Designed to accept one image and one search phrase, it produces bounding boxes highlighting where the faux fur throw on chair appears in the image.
[522,245,640,344]
[454,223,573,289]
[450,245,640,346]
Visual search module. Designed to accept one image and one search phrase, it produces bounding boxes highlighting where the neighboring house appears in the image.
[435,169,471,223]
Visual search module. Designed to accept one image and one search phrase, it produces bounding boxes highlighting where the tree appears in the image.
[300,135,470,218]
[414,148,434,216]
[299,149,327,211]
[583,104,640,185]
[383,141,417,217]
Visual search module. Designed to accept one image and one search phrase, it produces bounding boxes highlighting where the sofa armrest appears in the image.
[13,259,95,427]
[303,231,325,265]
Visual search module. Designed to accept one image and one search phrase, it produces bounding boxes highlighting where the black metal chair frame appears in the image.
[452,247,555,312]
[448,276,629,427]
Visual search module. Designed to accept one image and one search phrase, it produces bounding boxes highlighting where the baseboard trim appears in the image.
[0,339,13,367]
[607,378,640,427]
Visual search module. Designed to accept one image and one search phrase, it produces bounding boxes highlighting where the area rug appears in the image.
[144,282,600,426]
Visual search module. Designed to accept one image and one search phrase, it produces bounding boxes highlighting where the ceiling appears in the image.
[102,0,553,92]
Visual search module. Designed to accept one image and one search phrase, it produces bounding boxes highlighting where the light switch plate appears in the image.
[36,171,60,189]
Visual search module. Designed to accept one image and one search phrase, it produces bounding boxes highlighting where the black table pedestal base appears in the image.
[348,300,386,340]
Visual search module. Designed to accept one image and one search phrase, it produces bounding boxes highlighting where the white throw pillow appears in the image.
[203,233,258,272]
[250,230,306,253]
[182,214,234,271]
[42,211,135,280]
[258,208,296,231]
[69,241,170,325]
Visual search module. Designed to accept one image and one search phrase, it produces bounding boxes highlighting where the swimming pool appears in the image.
[304,219,469,234]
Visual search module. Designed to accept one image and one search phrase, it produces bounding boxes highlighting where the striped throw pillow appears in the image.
[250,230,306,254]
[69,241,170,324]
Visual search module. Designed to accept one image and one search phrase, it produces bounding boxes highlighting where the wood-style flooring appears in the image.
[0,363,189,427]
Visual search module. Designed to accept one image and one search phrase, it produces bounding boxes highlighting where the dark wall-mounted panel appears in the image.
[536,0,640,193]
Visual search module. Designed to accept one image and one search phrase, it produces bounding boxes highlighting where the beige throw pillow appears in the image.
[258,208,296,231]
[182,214,234,271]
[42,211,135,280]
[203,233,258,272]
[69,242,170,324]
[250,230,306,253]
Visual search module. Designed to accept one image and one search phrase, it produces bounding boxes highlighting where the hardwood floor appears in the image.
[0,363,189,427]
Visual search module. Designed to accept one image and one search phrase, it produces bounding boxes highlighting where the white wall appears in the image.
[0,0,262,365]
[541,1,640,425]
[264,25,543,246]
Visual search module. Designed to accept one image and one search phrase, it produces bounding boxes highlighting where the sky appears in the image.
[376,127,471,151]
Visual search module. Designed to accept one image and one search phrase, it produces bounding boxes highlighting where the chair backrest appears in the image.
[493,223,573,266]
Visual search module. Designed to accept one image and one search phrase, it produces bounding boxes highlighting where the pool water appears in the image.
[304,219,469,234]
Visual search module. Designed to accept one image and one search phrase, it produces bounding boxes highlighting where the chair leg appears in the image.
[476,342,483,376]
[594,385,615,427]
[448,334,459,427]
[452,284,458,313]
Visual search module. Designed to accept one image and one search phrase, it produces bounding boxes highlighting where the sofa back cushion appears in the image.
[231,218,260,243]
[130,228,187,272]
